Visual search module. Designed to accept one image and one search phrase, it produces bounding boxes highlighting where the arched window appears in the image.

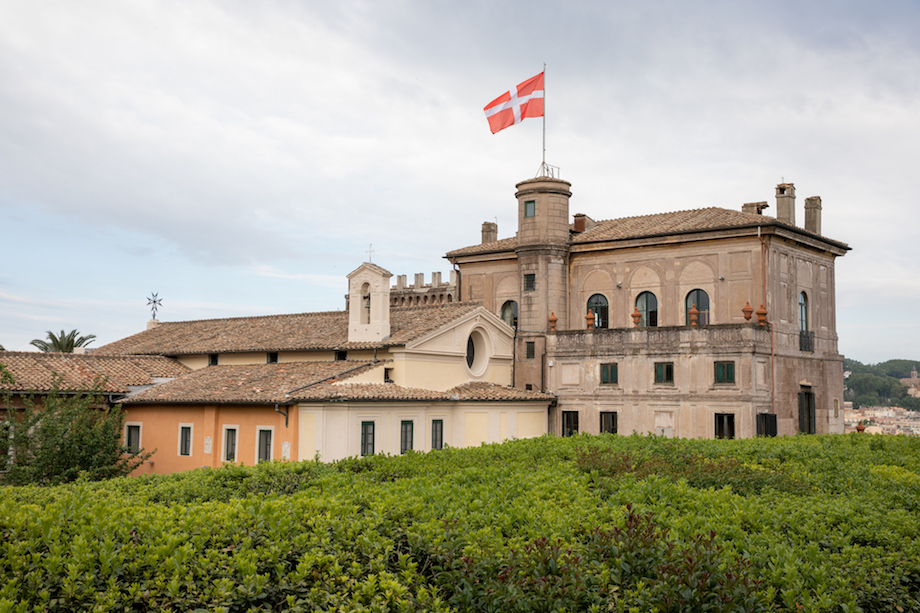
[501,300,518,328]
[685,289,710,325]
[799,292,809,332]
[636,292,658,327]
[587,294,609,329]
[361,282,371,324]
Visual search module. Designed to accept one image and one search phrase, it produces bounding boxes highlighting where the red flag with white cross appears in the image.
[483,72,545,134]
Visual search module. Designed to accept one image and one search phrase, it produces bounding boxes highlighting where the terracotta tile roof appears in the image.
[124,360,382,404]
[291,380,555,403]
[95,302,483,356]
[0,352,189,394]
[445,207,849,257]
[121,360,554,405]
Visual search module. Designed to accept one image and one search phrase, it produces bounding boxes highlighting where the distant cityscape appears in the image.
[844,364,920,435]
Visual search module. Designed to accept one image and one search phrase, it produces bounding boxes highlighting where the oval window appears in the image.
[466,335,475,367]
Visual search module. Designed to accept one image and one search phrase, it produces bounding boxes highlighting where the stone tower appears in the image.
[513,177,572,390]
[347,262,393,343]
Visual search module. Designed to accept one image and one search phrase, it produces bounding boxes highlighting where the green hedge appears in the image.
[2,433,920,612]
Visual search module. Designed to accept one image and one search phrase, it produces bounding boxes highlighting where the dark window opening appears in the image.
[798,389,816,434]
[686,289,710,325]
[267,352,278,364]
[600,363,618,384]
[526,342,535,359]
[714,361,735,384]
[224,428,237,462]
[524,274,536,292]
[654,362,674,384]
[126,425,141,453]
[525,384,533,391]
[757,413,777,437]
[587,294,609,329]
[335,350,347,361]
[715,414,735,439]
[501,300,519,328]
[384,368,394,383]
[208,354,218,366]
[400,421,414,454]
[361,421,375,456]
[431,419,444,450]
[562,411,579,437]
[466,336,475,367]
[524,200,536,218]
[600,411,618,434]
[257,429,272,463]
[799,292,809,332]
[636,292,658,327]
[179,426,191,456]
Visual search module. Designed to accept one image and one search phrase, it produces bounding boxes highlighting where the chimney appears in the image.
[572,213,596,233]
[776,183,795,225]
[147,319,159,330]
[742,201,769,215]
[432,271,442,286]
[396,274,407,290]
[414,273,425,288]
[804,196,822,235]
[481,221,498,244]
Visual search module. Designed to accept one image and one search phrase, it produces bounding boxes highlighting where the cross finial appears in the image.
[147,292,163,320]
[366,243,374,263]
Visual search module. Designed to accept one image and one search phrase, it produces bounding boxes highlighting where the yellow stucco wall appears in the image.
[463,412,489,447]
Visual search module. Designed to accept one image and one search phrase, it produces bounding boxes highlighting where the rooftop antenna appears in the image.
[366,243,374,263]
[535,62,559,179]
[147,292,163,320]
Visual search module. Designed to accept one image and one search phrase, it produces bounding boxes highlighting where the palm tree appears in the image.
[30,330,96,353]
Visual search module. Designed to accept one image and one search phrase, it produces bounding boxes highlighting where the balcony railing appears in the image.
[799,330,815,352]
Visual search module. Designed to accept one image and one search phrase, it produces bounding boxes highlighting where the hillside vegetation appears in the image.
[2,434,920,612]
[845,358,920,410]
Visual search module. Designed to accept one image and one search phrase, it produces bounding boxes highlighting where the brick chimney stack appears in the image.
[776,183,795,225]
[481,221,498,244]
[804,196,822,235]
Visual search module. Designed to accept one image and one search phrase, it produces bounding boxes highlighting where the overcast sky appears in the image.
[1,1,918,363]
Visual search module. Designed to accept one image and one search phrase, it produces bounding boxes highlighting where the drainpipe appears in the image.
[759,226,776,417]
[452,262,461,301]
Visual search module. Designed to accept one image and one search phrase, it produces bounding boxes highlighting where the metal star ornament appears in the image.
[147,292,163,320]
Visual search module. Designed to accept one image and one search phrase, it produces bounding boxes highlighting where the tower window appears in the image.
[524,274,536,291]
[600,363,618,384]
[501,300,519,328]
[526,342,535,359]
[524,200,536,218]
[715,361,735,384]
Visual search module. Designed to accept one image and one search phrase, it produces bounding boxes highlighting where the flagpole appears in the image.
[542,62,546,176]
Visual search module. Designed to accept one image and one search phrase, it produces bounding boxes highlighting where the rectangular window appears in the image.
[756,413,777,437]
[208,353,218,366]
[714,361,735,384]
[361,421,375,456]
[524,200,536,218]
[600,411,618,434]
[267,352,278,364]
[400,421,414,454]
[524,274,536,291]
[526,342,535,359]
[223,426,238,462]
[125,424,141,453]
[562,411,579,437]
[335,350,347,361]
[654,362,674,384]
[431,419,444,451]
[178,425,192,456]
[384,368,394,383]
[257,428,272,463]
[600,363,618,384]
[715,413,735,439]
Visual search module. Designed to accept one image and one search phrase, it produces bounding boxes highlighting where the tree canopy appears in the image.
[29,329,96,353]
[0,363,154,485]
[844,357,920,410]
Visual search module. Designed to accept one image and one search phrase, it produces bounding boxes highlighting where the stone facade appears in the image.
[446,176,850,439]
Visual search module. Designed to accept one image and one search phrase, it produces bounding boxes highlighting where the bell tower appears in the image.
[347,262,393,343]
